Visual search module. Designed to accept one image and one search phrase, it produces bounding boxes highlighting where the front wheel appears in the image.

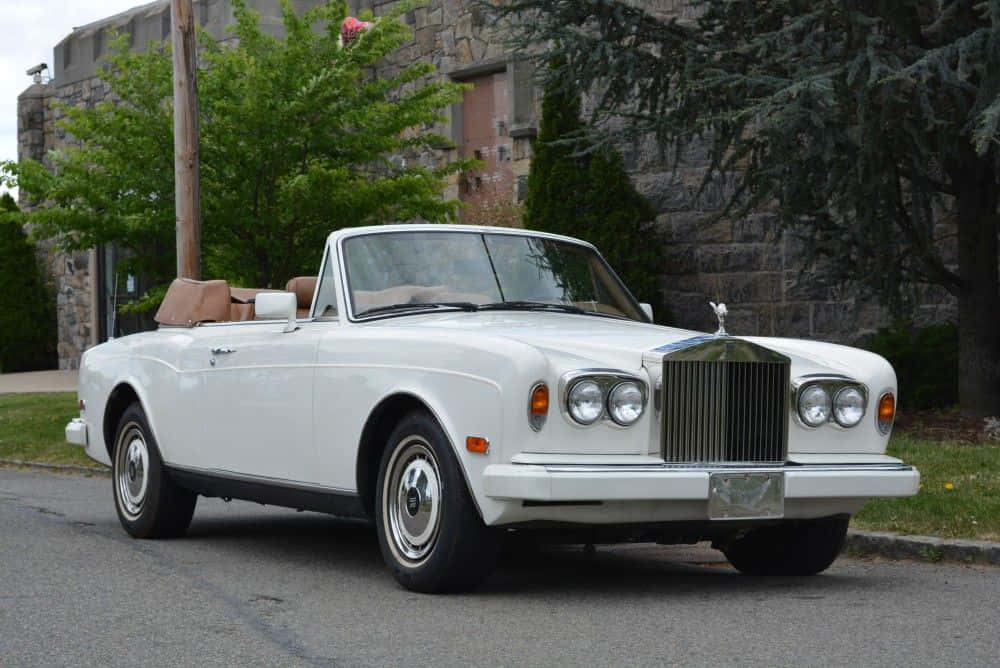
[720,516,849,576]
[375,411,500,593]
[112,403,197,538]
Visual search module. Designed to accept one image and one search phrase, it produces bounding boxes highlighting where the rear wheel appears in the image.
[375,411,500,593]
[112,403,196,538]
[720,516,849,576]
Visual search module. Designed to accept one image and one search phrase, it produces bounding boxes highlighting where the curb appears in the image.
[0,459,110,477]
[846,529,1000,567]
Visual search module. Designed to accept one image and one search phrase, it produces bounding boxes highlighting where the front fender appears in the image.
[77,337,182,467]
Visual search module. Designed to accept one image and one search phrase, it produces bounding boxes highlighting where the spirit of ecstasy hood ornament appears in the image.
[709,302,728,336]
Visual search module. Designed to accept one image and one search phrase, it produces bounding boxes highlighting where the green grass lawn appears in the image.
[0,392,96,468]
[2,392,997,540]
[852,433,1000,541]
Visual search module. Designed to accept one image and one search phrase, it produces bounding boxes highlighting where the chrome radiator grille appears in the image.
[661,359,789,463]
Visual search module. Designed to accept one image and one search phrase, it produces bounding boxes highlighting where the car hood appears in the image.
[365,311,881,377]
[367,311,686,359]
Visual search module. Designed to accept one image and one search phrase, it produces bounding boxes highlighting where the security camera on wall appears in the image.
[26,63,48,83]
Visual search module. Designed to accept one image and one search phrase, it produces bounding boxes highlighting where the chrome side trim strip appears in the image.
[542,463,915,474]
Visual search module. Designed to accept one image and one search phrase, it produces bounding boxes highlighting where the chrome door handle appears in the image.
[210,347,237,355]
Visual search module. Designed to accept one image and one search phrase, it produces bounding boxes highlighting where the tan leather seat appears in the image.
[416,288,492,304]
[230,286,288,322]
[155,276,329,327]
[285,277,317,318]
[229,303,255,321]
[352,285,491,312]
[155,278,232,326]
[229,286,279,304]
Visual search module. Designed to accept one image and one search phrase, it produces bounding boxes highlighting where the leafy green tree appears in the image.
[3,0,468,294]
[496,0,1000,416]
[0,194,57,372]
[524,73,666,322]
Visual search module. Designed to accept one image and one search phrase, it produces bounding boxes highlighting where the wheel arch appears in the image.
[102,382,144,459]
[356,392,476,520]
[356,393,431,518]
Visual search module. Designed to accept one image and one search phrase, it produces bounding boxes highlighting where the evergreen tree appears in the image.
[523,74,592,238]
[524,74,666,322]
[0,194,57,372]
[496,0,1000,416]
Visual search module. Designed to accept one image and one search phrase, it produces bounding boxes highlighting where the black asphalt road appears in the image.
[1,468,997,667]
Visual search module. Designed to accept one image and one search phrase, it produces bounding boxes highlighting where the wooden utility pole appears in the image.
[171,0,201,279]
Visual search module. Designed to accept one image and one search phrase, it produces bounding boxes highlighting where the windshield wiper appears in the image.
[356,302,480,318]
[357,299,627,320]
[478,301,587,315]
[478,300,635,320]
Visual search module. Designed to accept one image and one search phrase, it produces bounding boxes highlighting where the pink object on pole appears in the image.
[341,16,373,46]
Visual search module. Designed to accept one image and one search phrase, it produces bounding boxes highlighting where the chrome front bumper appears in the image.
[483,463,919,502]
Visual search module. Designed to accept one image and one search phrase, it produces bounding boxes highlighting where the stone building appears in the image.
[16,0,955,369]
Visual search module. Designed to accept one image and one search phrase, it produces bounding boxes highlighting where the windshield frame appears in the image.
[336,228,650,324]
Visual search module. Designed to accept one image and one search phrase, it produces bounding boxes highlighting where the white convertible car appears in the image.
[67,224,918,592]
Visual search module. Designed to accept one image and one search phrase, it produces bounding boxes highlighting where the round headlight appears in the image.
[833,386,865,427]
[567,380,604,425]
[798,384,832,427]
[608,382,644,426]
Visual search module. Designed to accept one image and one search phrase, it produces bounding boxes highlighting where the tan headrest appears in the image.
[155,278,231,326]
[285,276,318,310]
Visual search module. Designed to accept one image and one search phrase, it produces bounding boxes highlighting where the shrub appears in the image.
[864,323,958,410]
[0,194,57,372]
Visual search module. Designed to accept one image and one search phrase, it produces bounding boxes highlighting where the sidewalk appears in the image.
[0,370,78,394]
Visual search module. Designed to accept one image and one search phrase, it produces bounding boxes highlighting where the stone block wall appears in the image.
[629,138,957,342]
[17,83,98,369]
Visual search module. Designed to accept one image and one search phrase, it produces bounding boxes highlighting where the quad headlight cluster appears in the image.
[565,374,647,427]
[795,378,868,428]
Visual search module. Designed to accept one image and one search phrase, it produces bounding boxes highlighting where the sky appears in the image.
[0,0,147,199]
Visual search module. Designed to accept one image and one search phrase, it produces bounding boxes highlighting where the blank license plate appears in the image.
[708,472,784,520]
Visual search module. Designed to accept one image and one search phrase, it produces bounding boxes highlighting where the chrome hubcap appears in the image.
[383,437,442,564]
[115,424,149,520]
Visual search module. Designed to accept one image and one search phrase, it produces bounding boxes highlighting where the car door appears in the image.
[187,320,325,484]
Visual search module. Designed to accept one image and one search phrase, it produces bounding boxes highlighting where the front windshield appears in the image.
[342,231,646,321]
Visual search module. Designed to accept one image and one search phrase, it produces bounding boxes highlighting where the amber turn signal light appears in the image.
[877,392,895,434]
[528,383,549,431]
[530,384,549,415]
[466,436,490,454]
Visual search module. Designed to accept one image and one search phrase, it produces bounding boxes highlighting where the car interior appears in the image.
[154,276,317,326]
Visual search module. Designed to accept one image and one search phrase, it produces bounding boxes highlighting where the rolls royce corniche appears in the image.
[66,224,918,592]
